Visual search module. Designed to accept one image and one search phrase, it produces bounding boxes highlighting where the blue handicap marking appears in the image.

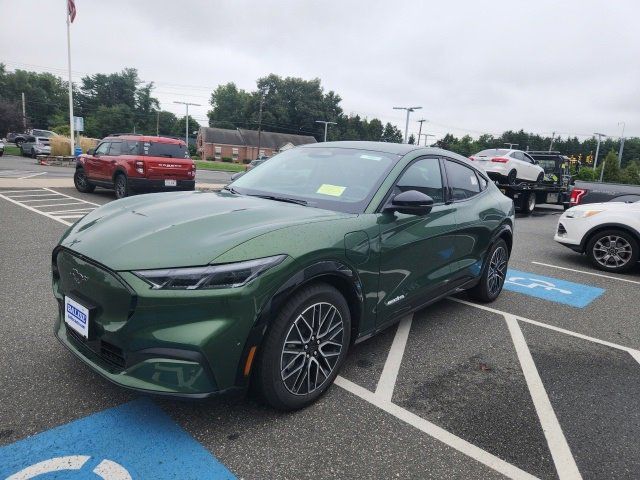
[0,398,235,479]
[503,268,605,308]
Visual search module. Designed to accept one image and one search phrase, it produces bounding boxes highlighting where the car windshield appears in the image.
[230,147,399,213]
[476,149,509,156]
[32,130,56,138]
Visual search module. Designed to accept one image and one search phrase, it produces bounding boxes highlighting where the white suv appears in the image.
[554,201,640,272]
[470,148,545,184]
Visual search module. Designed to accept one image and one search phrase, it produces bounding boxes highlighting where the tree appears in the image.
[207,83,251,128]
[599,149,621,182]
[172,115,200,138]
[381,123,403,143]
[408,134,416,145]
[155,110,178,136]
[0,99,24,136]
[84,104,134,138]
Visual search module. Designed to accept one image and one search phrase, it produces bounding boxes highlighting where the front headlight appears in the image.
[565,209,603,219]
[133,255,286,290]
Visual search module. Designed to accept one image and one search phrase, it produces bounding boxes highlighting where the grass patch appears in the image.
[3,144,22,156]
[194,160,244,173]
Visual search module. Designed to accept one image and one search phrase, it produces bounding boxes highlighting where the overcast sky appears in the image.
[1,0,639,141]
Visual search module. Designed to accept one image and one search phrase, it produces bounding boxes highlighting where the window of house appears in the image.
[445,159,481,201]
[232,148,239,159]
[214,146,222,160]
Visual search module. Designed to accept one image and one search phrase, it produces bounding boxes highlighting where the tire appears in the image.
[467,239,509,302]
[506,169,517,185]
[536,172,544,183]
[254,282,351,410]
[522,192,536,215]
[0,150,4,156]
[74,168,95,193]
[114,173,130,199]
[15,139,24,147]
[586,229,639,273]
[30,149,36,159]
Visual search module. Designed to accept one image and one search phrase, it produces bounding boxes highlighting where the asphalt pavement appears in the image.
[1,186,639,479]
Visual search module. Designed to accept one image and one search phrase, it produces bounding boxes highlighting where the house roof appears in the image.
[198,127,317,149]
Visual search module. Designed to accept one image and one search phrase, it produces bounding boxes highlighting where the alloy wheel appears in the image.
[115,176,126,198]
[280,302,344,396]
[593,235,632,269]
[75,171,87,189]
[487,246,508,296]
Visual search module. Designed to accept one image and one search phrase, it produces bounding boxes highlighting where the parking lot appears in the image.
[1,181,639,479]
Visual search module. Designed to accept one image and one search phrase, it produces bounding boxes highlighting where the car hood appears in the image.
[59,191,349,270]
[568,202,640,213]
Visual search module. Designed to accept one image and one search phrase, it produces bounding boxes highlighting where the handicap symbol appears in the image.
[506,276,572,295]
[6,455,131,480]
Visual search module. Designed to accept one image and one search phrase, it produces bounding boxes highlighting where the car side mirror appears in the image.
[385,190,434,215]
[230,171,244,181]
[87,149,95,155]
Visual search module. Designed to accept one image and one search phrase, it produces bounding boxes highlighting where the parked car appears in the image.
[568,180,640,207]
[53,141,514,410]
[470,148,545,184]
[8,129,58,146]
[20,135,51,157]
[0,139,4,156]
[246,156,269,172]
[74,135,195,199]
[554,201,640,272]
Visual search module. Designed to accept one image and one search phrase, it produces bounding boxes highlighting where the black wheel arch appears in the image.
[235,259,364,388]
[112,168,128,182]
[580,223,640,252]
[492,221,513,255]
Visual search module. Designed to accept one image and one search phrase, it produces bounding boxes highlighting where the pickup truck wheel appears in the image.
[254,282,351,410]
[114,173,130,199]
[74,168,95,193]
[586,229,639,273]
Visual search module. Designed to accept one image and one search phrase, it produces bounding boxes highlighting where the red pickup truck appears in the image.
[74,135,196,199]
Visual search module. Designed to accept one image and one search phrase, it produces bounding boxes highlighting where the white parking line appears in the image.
[18,172,47,179]
[9,194,64,199]
[531,261,640,286]
[335,376,539,480]
[505,314,582,480]
[0,189,44,194]
[375,314,413,401]
[33,202,88,208]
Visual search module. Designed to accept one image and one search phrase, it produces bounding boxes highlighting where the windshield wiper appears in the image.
[223,185,239,194]
[248,194,308,206]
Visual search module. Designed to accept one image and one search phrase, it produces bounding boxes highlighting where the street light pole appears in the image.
[315,120,337,142]
[592,132,606,171]
[416,119,427,146]
[174,101,201,151]
[617,122,626,167]
[393,106,422,143]
[419,133,435,146]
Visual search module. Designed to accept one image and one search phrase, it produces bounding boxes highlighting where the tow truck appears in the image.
[492,151,572,214]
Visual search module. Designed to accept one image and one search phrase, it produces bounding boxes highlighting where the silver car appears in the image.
[20,135,51,158]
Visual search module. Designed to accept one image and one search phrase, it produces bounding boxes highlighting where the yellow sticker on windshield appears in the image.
[317,184,346,197]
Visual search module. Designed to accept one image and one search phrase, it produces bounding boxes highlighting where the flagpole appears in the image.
[66,0,75,156]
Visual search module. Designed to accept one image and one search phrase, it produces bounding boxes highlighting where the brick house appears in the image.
[197,127,317,163]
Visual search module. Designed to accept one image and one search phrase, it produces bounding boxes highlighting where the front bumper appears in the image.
[52,247,280,397]
[128,178,195,192]
[553,218,583,252]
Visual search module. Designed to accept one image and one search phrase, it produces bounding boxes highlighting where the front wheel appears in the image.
[74,168,95,193]
[254,283,351,410]
[586,229,638,273]
[467,239,509,302]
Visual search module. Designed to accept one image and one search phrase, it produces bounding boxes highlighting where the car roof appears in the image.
[103,135,185,145]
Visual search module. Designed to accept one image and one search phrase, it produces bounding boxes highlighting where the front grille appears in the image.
[65,325,126,371]
[557,222,567,235]
[101,341,126,369]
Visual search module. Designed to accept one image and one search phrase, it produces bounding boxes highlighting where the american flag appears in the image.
[68,0,77,23]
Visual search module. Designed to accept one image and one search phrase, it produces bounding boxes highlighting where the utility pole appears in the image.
[256,95,265,159]
[21,92,27,131]
[617,122,625,167]
[393,106,422,143]
[65,2,75,155]
[504,143,518,149]
[592,132,606,171]
[419,133,435,146]
[174,101,201,151]
[315,120,337,142]
[548,131,556,152]
[416,119,427,145]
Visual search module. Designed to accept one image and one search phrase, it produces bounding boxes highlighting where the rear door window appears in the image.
[445,159,481,201]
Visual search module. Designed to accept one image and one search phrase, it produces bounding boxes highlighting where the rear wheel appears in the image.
[467,239,509,302]
[114,173,130,199]
[522,192,536,215]
[254,283,351,410]
[506,169,517,185]
[74,168,95,193]
[586,229,638,273]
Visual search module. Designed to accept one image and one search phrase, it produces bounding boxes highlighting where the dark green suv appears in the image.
[53,142,514,410]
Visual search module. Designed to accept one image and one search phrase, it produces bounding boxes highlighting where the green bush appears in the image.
[575,168,598,181]
[221,156,233,163]
[242,158,251,164]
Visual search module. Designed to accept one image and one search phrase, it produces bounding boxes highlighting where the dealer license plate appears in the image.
[64,296,90,338]
[164,179,177,187]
